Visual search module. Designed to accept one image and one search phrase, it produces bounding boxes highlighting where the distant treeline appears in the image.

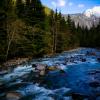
[0,0,100,62]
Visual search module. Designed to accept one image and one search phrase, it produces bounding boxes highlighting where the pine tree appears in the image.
[67,15,72,29]
[24,0,45,27]
[56,11,64,52]
[96,21,100,47]
[16,0,24,18]
[0,0,7,61]
[49,10,55,54]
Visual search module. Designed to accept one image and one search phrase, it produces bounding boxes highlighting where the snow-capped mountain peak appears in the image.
[63,6,100,29]
[84,6,100,17]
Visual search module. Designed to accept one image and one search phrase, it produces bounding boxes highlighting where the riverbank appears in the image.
[0,57,31,71]
[0,47,79,70]
[1,47,100,70]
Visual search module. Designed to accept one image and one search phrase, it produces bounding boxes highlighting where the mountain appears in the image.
[63,13,100,29]
[84,6,100,18]
[44,6,100,29]
[63,6,100,29]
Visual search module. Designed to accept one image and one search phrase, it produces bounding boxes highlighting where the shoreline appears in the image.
[1,47,100,71]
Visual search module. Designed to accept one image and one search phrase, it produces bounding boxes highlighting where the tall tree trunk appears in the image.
[6,23,15,61]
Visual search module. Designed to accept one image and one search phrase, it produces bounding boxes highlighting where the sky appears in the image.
[41,0,100,14]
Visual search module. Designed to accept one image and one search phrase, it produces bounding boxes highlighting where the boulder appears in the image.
[89,81,100,88]
[81,58,86,62]
[86,51,90,55]
[37,64,47,70]
[96,96,100,100]
[32,64,37,68]
[86,51,96,56]
[59,70,66,74]
[48,66,58,71]
[71,93,88,100]
[90,52,96,56]
[87,69,100,75]
[6,91,24,100]
[39,70,45,76]
[0,93,6,98]
[95,87,100,96]
[0,70,8,75]
[83,98,88,100]
[7,82,30,90]
[0,78,6,88]
[97,58,100,62]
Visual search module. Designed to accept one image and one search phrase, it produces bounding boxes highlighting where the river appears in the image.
[0,48,100,100]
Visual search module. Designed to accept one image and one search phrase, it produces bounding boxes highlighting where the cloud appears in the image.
[78,4,85,8]
[84,6,100,17]
[68,2,73,6]
[51,0,66,7]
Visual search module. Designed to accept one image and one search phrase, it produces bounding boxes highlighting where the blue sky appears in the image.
[41,0,100,14]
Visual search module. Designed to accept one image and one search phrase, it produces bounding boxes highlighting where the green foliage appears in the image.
[16,0,24,18]
[0,0,7,62]
[32,28,46,57]
[76,22,100,47]
[44,6,51,15]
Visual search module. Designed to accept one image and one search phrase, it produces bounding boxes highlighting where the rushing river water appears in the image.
[67,63,100,95]
[0,48,100,100]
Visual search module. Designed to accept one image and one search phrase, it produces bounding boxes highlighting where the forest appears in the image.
[0,0,100,63]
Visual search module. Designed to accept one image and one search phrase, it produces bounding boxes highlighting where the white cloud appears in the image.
[78,4,85,8]
[68,2,73,6]
[84,6,100,17]
[51,0,66,7]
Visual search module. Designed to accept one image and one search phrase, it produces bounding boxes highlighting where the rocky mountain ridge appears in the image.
[64,13,100,29]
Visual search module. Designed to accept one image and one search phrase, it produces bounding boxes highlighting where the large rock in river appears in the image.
[6,91,24,100]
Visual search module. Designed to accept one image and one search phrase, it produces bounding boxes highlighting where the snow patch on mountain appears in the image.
[84,6,100,17]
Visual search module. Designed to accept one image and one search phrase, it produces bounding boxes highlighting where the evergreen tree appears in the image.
[49,10,55,54]
[16,0,24,18]
[0,0,7,61]
[96,21,100,47]
[56,11,66,52]
[24,0,45,28]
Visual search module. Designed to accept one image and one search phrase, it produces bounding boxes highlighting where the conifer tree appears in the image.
[0,0,7,61]
[16,0,24,18]
[49,10,55,54]
[24,0,45,27]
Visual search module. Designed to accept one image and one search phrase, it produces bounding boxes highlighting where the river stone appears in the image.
[83,98,88,100]
[7,82,30,91]
[81,58,86,62]
[0,93,6,98]
[53,87,72,96]
[36,64,46,70]
[97,58,100,62]
[0,78,6,87]
[34,96,54,100]
[63,96,72,100]
[96,96,100,100]
[32,64,37,68]
[39,70,45,76]
[71,93,88,100]
[0,70,8,75]
[48,66,58,71]
[89,81,100,88]
[6,91,24,100]
[88,69,100,75]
